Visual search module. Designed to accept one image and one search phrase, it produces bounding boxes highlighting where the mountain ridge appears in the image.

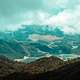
[0,56,80,80]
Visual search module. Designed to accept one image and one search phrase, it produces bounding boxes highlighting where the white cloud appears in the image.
[0,0,80,35]
[28,34,60,42]
[3,4,80,34]
[46,11,71,26]
[46,5,80,34]
[21,11,50,25]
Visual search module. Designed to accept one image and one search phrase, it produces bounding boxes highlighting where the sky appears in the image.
[0,0,80,34]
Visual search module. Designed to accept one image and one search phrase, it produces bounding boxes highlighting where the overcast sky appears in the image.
[0,0,80,34]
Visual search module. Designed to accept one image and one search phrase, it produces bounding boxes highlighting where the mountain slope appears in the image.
[0,56,80,80]
[34,61,80,80]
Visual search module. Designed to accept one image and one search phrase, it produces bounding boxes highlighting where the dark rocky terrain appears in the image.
[0,55,80,80]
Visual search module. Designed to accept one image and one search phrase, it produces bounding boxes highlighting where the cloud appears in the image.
[46,4,80,34]
[28,34,60,42]
[0,0,43,31]
[47,11,71,26]
[0,0,80,34]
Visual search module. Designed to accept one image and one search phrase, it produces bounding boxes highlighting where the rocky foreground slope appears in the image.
[0,56,80,80]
